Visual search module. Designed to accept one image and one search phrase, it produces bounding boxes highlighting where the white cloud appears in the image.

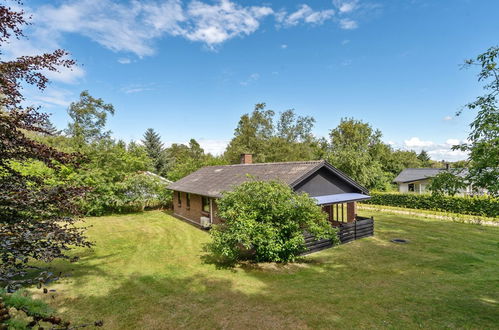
[6,0,369,65]
[198,139,229,155]
[35,0,185,57]
[404,137,434,148]
[445,139,461,146]
[427,148,468,161]
[443,115,453,121]
[44,65,85,84]
[398,137,468,161]
[277,4,335,26]
[25,87,74,108]
[165,139,228,155]
[341,59,352,66]
[281,44,288,49]
[118,58,132,64]
[122,84,155,94]
[341,39,350,45]
[31,0,273,53]
[339,18,358,29]
[1,26,85,84]
[240,73,260,86]
[182,0,273,46]
[333,0,359,13]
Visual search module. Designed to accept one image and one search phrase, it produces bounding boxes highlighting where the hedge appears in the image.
[362,192,499,218]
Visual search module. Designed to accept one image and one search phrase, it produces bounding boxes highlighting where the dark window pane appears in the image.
[202,197,210,213]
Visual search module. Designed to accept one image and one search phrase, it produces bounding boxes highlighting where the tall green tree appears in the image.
[417,150,431,167]
[142,128,167,175]
[454,46,499,196]
[326,118,390,190]
[224,103,321,163]
[165,139,227,181]
[66,90,115,148]
[224,103,275,163]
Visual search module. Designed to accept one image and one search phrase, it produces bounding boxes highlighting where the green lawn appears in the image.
[34,210,499,329]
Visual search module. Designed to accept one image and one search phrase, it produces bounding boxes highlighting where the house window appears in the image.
[202,196,210,214]
[408,183,415,192]
[186,193,190,209]
[177,191,181,206]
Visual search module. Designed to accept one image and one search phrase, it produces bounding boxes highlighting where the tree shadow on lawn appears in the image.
[39,214,499,328]
[45,274,313,329]
[197,216,499,327]
[43,264,499,329]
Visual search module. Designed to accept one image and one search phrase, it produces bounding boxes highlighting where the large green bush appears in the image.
[363,192,498,218]
[208,180,338,263]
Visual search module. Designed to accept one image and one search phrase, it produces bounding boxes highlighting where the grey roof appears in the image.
[168,160,367,198]
[140,171,173,184]
[393,168,468,183]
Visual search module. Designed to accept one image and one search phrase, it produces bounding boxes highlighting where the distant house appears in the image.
[139,171,172,184]
[168,154,372,232]
[393,167,477,195]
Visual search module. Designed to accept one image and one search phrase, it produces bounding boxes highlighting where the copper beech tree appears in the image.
[0,1,92,291]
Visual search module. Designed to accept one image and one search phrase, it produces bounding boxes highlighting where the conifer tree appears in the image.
[417,150,431,167]
[142,128,167,174]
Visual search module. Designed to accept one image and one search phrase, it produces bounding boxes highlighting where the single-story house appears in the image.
[167,154,372,231]
[393,167,481,195]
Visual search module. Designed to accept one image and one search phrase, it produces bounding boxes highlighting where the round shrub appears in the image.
[208,180,338,263]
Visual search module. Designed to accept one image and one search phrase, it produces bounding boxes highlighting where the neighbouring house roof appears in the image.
[167,160,367,198]
[139,171,173,184]
[393,168,468,183]
[314,193,371,205]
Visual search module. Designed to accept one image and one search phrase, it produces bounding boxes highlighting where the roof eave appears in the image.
[394,177,432,183]
[167,186,222,198]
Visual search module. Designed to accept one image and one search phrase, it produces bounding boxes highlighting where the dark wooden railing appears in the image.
[338,216,374,244]
[303,216,374,254]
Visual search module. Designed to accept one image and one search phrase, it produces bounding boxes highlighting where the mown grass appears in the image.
[33,210,499,329]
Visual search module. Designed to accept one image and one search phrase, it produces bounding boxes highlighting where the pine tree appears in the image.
[142,128,166,174]
[417,150,431,166]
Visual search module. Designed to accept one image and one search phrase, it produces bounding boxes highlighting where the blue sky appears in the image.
[6,0,499,160]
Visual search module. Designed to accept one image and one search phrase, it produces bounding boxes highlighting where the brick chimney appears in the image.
[240,153,253,164]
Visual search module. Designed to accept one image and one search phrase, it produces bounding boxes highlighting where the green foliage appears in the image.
[417,150,431,167]
[142,128,167,175]
[221,105,428,192]
[65,90,115,148]
[0,289,54,319]
[30,132,161,216]
[71,139,153,215]
[427,171,468,196]
[165,139,227,181]
[363,192,498,218]
[208,180,338,262]
[455,46,499,196]
[326,118,393,190]
[224,104,321,163]
[118,172,172,212]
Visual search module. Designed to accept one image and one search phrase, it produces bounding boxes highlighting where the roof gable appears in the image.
[168,160,367,197]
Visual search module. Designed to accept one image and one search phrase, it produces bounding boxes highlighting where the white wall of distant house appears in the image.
[397,180,485,196]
